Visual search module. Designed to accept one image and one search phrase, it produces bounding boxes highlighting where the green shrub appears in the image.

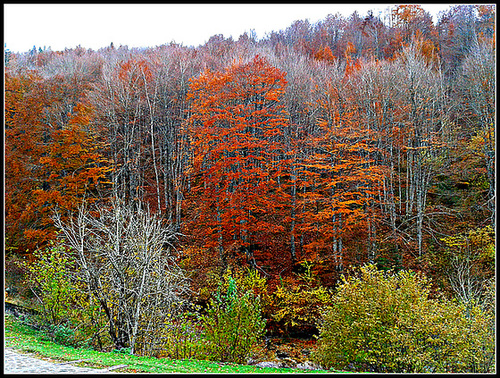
[200,276,266,364]
[271,281,332,334]
[46,323,80,347]
[20,240,110,350]
[199,266,271,309]
[21,241,79,326]
[313,264,495,373]
[155,312,206,360]
[270,261,333,335]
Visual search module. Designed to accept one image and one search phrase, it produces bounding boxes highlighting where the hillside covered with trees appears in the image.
[4,4,495,373]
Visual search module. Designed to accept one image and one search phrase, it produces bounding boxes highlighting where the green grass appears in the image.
[5,314,333,374]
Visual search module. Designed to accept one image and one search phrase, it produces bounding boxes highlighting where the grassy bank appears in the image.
[5,314,332,374]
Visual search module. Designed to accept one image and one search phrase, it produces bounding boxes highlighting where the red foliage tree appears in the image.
[26,102,110,245]
[5,71,48,254]
[184,56,291,272]
[5,70,109,255]
[296,91,385,271]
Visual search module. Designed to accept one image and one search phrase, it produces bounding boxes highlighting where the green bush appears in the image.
[271,281,332,334]
[20,241,110,350]
[313,264,495,373]
[200,276,266,364]
[198,266,271,310]
[47,323,80,347]
[156,312,206,360]
[270,261,333,335]
[21,241,79,326]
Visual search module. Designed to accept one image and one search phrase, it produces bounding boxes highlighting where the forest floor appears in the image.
[4,314,333,374]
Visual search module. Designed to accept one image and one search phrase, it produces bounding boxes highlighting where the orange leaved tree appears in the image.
[5,69,110,255]
[5,71,48,254]
[184,55,291,273]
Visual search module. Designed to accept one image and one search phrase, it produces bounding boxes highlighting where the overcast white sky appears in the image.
[5,3,455,53]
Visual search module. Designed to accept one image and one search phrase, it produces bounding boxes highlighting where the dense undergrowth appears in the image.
[6,242,495,373]
[5,314,326,374]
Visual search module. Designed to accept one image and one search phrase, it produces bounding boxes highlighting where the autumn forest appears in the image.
[4,4,496,372]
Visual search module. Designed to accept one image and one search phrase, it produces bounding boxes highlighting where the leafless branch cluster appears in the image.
[448,240,491,308]
[53,199,189,354]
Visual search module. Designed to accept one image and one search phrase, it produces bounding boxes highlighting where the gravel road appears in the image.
[4,347,124,374]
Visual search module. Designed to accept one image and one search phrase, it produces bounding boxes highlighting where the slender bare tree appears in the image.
[53,198,189,355]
